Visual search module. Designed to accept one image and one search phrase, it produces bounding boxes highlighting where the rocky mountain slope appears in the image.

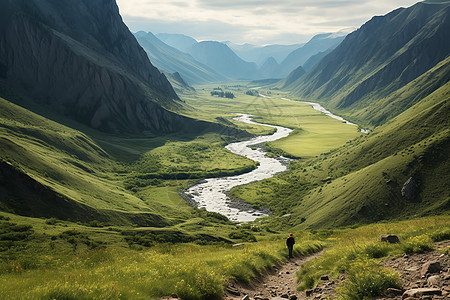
[0,0,203,134]
[286,1,450,126]
[134,31,225,84]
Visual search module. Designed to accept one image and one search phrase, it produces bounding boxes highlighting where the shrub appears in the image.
[363,242,391,258]
[337,258,400,299]
[401,234,434,254]
[429,228,450,242]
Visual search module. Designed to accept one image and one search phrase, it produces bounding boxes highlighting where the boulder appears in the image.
[420,261,441,277]
[402,288,442,299]
[380,234,400,243]
[427,275,441,287]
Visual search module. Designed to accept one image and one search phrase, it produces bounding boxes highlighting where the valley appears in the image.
[0,0,449,299]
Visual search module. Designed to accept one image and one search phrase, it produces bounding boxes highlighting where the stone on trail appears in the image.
[402,288,442,298]
[427,275,441,287]
[420,261,441,277]
[242,295,249,300]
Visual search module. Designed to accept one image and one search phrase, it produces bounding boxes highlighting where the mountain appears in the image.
[0,0,203,134]
[225,42,303,66]
[288,1,450,126]
[277,66,306,89]
[258,57,280,79]
[188,41,258,79]
[134,31,225,84]
[156,33,198,53]
[276,32,347,77]
[165,72,196,94]
[237,56,450,229]
[302,47,335,72]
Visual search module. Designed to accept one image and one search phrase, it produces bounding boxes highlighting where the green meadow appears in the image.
[182,84,360,158]
[1,80,448,299]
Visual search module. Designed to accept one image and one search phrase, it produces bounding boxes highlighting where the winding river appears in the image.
[184,99,366,223]
[185,114,292,222]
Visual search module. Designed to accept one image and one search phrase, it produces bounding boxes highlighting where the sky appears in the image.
[116,0,420,46]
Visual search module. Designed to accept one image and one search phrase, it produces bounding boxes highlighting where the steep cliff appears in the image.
[0,0,202,134]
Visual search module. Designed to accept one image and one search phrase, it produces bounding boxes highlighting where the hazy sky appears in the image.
[116,0,420,45]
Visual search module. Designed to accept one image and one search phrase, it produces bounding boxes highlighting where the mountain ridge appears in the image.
[0,0,209,134]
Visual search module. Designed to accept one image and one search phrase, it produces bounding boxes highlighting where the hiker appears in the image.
[286,233,295,258]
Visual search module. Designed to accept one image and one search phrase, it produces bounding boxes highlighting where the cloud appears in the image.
[117,0,420,45]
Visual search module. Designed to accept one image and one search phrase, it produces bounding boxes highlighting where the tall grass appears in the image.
[0,239,323,299]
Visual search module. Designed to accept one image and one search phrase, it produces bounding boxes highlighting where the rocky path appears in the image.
[304,241,450,300]
[225,251,324,300]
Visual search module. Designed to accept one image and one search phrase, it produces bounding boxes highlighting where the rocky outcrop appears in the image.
[0,0,208,134]
[401,177,420,201]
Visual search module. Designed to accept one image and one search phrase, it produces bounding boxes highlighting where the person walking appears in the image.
[286,233,295,258]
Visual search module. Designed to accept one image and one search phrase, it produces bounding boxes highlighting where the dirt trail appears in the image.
[225,251,323,300]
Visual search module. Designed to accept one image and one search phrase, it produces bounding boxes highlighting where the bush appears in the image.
[337,258,400,299]
[401,234,434,254]
[363,242,391,258]
[429,228,450,242]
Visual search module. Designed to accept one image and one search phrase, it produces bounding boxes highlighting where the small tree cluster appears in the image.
[210,90,235,99]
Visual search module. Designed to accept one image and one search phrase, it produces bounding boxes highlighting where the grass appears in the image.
[230,78,450,228]
[295,216,449,293]
[182,84,360,158]
[0,213,324,299]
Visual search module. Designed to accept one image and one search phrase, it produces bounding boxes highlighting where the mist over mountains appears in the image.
[134,31,348,82]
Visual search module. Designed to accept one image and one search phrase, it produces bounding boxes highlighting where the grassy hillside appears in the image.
[0,96,254,232]
[232,60,450,228]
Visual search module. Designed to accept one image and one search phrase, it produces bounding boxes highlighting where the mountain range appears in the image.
[285,1,450,127]
[134,31,225,84]
[146,32,348,80]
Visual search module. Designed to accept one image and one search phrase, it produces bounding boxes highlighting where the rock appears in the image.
[305,289,314,297]
[402,288,442,298]
[289,295,298,300]
[421,261,442,276]
[242,295,250,300]
[401,177,419,201]
[286,271,290,274]
[427,275,441,287]
[320,275,329,281]
[226,287,240,296]
[281,294,289,298]
[386,288,404,296]
[380,234,400,243]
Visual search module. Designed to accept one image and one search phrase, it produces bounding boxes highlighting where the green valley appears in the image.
[0,0,449,299]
